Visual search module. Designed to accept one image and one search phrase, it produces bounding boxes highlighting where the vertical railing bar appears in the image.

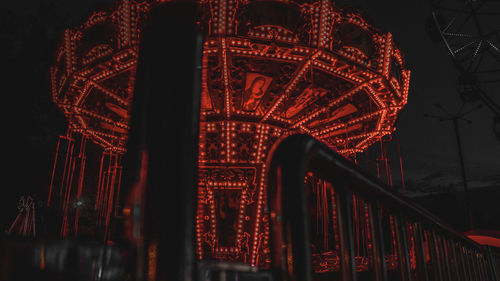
[483,254,491,281]
[462,246,473,281]
[393,215,411,281]
[486,251,498,281]
[448,241,457,281]
[472,249,478,281]
[476,254,484,281]
[495,254,500,281]
[484,254,493,281]
[368,203,388,281]
[276,154,313,281]
[481,252,488,281]
[335,184,357,281]
[481,252,490,281]
[497,256,500,281]
[414,223,429,281]
[458,243,468,281]
[470,249,480,281]
[454,242,467,281]
[493,251,500,281]
[436,235,446,281]
[479,253,488,281]
[440,238,453,281]
[486,253,494,281]
[477,251,487,281]
[468,249,476,281]
[497,255,500,281]
[430,229,444,281]
[474,250,482,281]
[495,255,500,280]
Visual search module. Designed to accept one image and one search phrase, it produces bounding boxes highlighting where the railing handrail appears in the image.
[267,134,493,281]
[269,134,484,248]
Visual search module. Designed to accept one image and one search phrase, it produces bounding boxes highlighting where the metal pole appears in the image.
[452,118,474,230]
[425,103,480,231]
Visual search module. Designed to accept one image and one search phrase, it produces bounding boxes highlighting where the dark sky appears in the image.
[338,0,500,195]
[0,0,499,231]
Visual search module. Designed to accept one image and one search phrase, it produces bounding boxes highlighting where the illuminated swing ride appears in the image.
[48,0,410,271]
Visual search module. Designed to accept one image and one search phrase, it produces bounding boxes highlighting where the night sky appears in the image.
[342,0,500,196]
[0,0,499,232]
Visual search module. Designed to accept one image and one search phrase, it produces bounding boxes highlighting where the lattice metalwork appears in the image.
[430,0,500,114]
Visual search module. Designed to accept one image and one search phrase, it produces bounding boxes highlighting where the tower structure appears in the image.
[49,0,410,267]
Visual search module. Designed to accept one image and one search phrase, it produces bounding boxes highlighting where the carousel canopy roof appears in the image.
[51,0,410,154]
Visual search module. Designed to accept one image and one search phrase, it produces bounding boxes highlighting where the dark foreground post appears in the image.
[121,3,202,281]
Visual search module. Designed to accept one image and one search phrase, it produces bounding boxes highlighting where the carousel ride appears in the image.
[48,0,410,272]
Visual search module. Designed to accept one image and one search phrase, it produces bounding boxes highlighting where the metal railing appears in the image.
[267,134,500,281]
